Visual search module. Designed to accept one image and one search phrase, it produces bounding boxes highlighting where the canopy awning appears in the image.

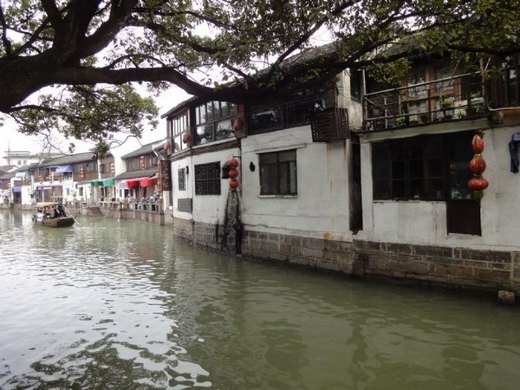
[90,179,103,187]
[140,177,156,187]
[102,178,116,187]
[55,165,73,173]
[118,177,151,189]
[11,186,21,193]
[126,178,144,189]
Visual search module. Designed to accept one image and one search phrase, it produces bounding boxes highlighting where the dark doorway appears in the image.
[350,138,363,233]
[446,132,481,235]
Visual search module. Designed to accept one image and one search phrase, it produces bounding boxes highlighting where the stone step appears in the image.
[87,206,104,216]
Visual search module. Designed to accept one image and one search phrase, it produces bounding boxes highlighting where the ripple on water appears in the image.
[3,213,520,390]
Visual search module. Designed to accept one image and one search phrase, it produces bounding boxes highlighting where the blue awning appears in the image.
[55,165,73,173]
[12,186,21,193]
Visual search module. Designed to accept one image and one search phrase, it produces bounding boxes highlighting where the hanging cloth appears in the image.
[509,132,520,173]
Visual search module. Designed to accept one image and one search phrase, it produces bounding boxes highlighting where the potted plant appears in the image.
[442,97,455,108]
[396,116,408,127]
[467,97,485,116]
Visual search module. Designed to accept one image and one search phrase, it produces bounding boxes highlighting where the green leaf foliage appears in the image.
[0,0,518,144]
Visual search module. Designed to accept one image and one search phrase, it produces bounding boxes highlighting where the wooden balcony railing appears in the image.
[309,107,349,142]
[362,73,486,132]
[98,199,162,213]
[361,65,520,132]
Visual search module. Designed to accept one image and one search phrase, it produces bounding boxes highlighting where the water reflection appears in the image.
[1,211,520,389]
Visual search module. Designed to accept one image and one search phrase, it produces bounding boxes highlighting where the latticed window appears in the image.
[195,162,221,195]
[194,101,237,145]
[248,87,334,135]
[169,111,188,153]
[372,136,445,201]
[178,168,186,191]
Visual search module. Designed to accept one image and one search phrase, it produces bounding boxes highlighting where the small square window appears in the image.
[259,150,297,195]
[194,162,221,195]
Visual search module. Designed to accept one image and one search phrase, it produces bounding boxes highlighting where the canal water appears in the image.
[1,211,520,390]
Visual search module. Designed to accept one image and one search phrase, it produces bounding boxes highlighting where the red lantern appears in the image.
[469,155,486,175]
[228,168,239,179]
[165,140,172,154]
[468,176,489,191]
[229,179,239,189]
[228,158,239,168]
[471,134,484,154]
[233,118,244,136]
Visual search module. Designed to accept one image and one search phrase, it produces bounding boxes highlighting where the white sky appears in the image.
[0,85,190,158]
[0,12,333,160]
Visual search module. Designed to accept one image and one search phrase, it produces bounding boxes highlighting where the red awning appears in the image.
[126,179,142,189]
[140,177,156,187]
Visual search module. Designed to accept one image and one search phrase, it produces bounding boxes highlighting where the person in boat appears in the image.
[33,207,44,222]
[56,205,65,217]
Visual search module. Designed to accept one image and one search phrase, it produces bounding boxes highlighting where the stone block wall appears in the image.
[353,240,518,293]
[241,230,354,272]
[193,221,222,251]
[173,217,194,243]
[171,220,520,295]
[111,209,164,225]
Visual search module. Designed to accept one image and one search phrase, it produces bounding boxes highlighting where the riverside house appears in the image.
[355,55,520,294]
[163,48,520,297]
[115,142,160,208]
[163,47,363,267]
[34,152,97,205]
[162,97,243,247]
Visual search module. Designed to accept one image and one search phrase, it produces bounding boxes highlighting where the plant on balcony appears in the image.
[442,97,455,108]
[467,98,485,116]
[396,116,408,127]
[454,109,466,119]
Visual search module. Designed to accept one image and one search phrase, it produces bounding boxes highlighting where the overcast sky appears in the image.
[0,85,190,157]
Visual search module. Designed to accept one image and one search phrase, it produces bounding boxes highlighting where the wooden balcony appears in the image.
[361,65,520,133]
[309,107,349,142]
[362,73,487,132]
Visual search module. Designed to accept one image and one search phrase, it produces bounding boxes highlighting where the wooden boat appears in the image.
[33,202,75,228]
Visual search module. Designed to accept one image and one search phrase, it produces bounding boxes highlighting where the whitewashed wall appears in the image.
[171,155,193,221]
[171,143,240,225]
[241,127,351,240]
[21,185,33,205]
[359,119,520,250]
[337,70,363,130]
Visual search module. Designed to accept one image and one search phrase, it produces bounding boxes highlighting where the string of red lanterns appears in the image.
[228,158,239,190]
[468,131,489,198]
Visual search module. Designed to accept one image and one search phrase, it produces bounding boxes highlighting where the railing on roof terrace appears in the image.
[362,73,486,132]
[487,63,520,109]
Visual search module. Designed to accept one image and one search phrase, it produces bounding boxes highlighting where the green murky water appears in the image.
[1,211,519,389]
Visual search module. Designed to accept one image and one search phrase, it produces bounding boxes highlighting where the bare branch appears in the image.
[76,0,139,59]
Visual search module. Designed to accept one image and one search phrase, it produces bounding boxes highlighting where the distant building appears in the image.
[1,149,64,167]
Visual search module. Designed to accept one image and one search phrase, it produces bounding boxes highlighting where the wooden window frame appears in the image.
[259,149,297,195]
[372,135,446,201]
[248,88,335,135]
